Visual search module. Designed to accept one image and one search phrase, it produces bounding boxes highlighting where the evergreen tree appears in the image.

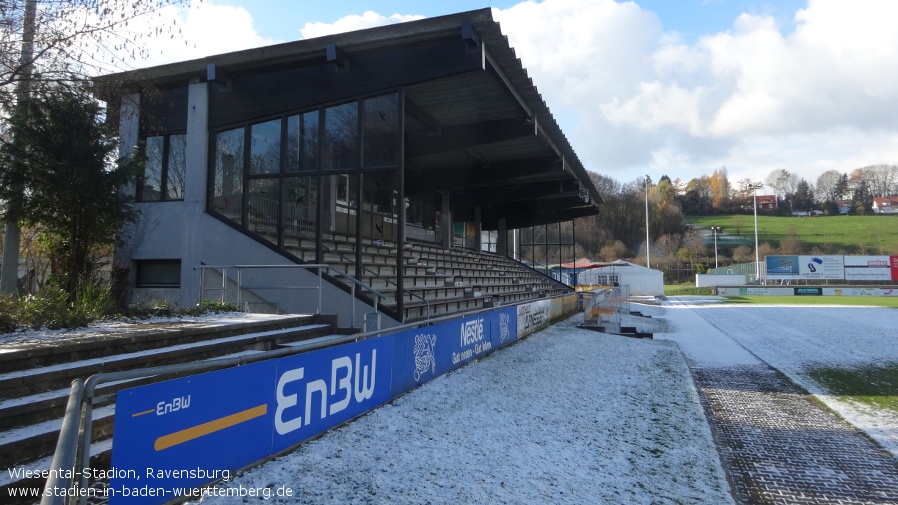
[0,83,139,301]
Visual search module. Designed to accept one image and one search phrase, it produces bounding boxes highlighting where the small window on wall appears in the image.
[136,260,181,287]
[138,134,186,201]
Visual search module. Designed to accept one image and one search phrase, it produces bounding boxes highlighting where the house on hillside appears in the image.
[872,196,898,214]
[835,199,853,215]
[755,195,777,210]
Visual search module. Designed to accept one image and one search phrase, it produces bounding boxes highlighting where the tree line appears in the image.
[573,164,898,281]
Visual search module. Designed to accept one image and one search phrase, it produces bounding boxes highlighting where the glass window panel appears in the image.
[247,178,280,240]
[140,136,164,201]
[322,102,358,171]
[560,220,574,244]
[363,171,398,244]
[284,176,318,250]
[166,134,186,200]
[250,119,281,175]
[212,128,245,225]
[136,259,181,287]
[363,93,399,168]
[547,222,560,244]
[322,173,359,243]
[287,111,319,172]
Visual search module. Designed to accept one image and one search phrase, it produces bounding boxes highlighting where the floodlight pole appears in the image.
[711,226,722,269]
[748,183,763,284]
[644,175,651,269]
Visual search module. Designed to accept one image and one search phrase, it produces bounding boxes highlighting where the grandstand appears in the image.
[94,8,602,328]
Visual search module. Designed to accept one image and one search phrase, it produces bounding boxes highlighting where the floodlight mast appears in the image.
[711,226,723,269]
[747,182,764,283]
[644,175,651,269]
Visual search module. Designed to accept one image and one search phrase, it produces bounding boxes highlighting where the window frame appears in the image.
[135,259,182,288]
[137,133,187,202]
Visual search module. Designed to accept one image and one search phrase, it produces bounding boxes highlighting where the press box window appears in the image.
[136,260,181,287]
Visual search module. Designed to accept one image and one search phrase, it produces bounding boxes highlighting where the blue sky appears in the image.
[137,0,898,188]
[211,0,808,44]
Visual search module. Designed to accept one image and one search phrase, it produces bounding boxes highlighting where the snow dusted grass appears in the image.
[195,315,733,505]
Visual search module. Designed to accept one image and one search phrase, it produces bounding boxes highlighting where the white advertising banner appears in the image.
[843,256,892,281]
[766,255,844,280]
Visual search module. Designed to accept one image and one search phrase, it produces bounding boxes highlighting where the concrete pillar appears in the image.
[440,191,451,249]
[473,206,482,251]
[497,218,508,257]
[179,80,210,305]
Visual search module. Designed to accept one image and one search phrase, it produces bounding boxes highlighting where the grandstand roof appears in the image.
[97,8,602,230]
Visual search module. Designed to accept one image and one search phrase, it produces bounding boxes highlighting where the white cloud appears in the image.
[106,0,898,187]
[138,0,281,66]
[493,0,898,184]
[300,11,425,40]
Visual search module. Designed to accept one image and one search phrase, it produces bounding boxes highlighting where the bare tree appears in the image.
[864,164,898,197]
[1,0,189,112]
[815,170,844,202]
[765,168,799,201]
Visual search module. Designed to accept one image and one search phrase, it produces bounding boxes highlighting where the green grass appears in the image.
[806,363,898,415]
[663,285,715,296]
[720,296,898,308]
[686,214,898,254]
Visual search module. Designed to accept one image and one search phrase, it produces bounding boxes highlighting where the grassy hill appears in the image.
[685,215,898,254]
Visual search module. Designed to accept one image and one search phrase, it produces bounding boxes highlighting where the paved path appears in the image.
[661,300,898,505]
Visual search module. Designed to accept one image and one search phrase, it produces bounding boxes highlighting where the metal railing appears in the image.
[196,264,388,328]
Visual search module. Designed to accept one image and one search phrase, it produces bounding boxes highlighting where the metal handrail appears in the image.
[197,264,388,327]
[284,229,431,320]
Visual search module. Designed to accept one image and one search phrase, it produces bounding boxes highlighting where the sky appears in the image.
[121,0,898,189]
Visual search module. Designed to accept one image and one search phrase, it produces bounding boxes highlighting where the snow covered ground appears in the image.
[183,300,898,505]
[187,310,733,505]
[0,313,286,349]
[4,299,895,504]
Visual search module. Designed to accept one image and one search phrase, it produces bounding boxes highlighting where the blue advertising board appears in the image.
[390,308,518,396]
[110,335,393,505]
[111,360,277,505]
[111,306,527,504]
[270,336,393,453]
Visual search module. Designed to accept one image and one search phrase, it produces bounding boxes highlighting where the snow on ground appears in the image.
[657,298,898,458]
[191,314,733,505]
[5,298,895,503]
[0,313,283,350]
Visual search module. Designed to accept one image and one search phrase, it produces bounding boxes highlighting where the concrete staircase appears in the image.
[0,315,343,502]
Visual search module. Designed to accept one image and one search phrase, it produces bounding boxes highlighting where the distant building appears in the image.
[872,196,898,214]
[835,199,853,215]
[755,195,777,210]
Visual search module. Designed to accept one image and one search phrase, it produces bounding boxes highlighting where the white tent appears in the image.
[576,260,664,297]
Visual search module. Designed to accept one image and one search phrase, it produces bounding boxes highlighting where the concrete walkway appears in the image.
[659,299,898,505]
